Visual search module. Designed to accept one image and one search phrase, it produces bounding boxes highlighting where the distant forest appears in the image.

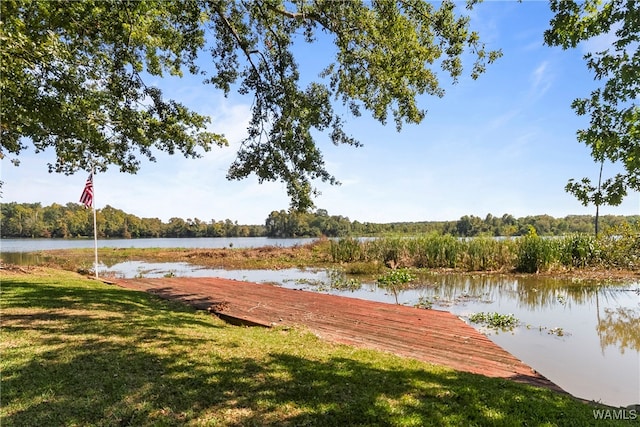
[1,202,637,239]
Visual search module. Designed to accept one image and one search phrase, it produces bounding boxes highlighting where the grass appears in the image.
[32,240,335,272]
[1,267,630,426]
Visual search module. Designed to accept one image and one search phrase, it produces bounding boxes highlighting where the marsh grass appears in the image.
[329,226,639,275]
[33,224,638,278]
[515,230,558,273]
[1,268,624,426]
[36,240,335,272]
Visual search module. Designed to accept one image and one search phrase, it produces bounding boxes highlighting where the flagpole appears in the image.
[91,166,98,279]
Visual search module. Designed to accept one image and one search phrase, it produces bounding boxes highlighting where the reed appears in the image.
[557,234,598,268]
[407,233,461,268]
[460,235,515,271]
[329,228,640,274]
[329,237,362,262]
[515,228,559,273]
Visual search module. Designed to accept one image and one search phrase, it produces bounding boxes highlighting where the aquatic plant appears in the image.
[468,312,519,330]
[326,268,362,292]
[414,296,436,310]
[408,233,461,268]
[377,268,415,304]
[461,235,514,271]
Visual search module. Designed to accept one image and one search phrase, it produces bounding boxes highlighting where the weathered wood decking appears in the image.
[114,276,563,393]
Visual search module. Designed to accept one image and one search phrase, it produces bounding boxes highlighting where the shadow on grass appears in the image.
[1,277,617,426]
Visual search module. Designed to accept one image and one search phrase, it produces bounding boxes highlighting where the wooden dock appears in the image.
[114,276,563,393]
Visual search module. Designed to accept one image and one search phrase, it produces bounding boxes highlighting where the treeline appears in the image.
[1,202,638,239]
[265,209,351,237]
[266,210,638,238]
[0,202,265,238]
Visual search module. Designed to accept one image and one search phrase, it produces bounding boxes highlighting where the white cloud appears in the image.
[204,99,252,146]
[529,60,552,98]
[488,108,521,130]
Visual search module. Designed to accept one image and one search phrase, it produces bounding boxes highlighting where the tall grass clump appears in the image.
[558,234,598,268]
[515,227,558,273]
[330,237,362,262]
[460,235,515,271]
[407,233,461,268]
[357,236,406,267]
[377,236,406,267]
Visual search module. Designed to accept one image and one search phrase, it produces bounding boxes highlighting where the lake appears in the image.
[2,237,639,408]
[0,237,318,252]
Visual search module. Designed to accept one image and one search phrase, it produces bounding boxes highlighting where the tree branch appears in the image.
[210,3,260,77]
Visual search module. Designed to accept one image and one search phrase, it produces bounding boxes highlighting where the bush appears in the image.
[597,222,640,269]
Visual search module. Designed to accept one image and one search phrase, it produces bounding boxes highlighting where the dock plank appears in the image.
[114,276,564,393]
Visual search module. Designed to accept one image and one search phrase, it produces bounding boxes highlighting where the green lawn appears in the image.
[0,268,630,426]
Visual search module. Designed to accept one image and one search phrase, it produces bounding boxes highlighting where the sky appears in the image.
[2,1,639,225]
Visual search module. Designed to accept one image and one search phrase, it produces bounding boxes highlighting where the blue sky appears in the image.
[2,1,638,225]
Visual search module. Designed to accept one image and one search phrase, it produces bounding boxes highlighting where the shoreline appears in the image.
[19,244,639,284]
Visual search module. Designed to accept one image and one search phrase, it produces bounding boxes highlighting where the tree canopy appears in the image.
[2,201,637,239]
[1,0,500,210]
[544,0,639,207]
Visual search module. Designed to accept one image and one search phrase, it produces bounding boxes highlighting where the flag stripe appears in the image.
[80,173,93,208]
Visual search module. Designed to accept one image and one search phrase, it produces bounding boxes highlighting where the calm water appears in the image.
[0,237,317,252]
[2,238,639,407]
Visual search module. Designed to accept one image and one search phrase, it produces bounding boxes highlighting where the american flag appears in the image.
[80,173,93,208]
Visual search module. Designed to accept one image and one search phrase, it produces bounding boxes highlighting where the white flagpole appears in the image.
[92,166,98,279]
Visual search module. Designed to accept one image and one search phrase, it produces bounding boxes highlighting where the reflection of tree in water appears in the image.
[413,273,640,355]
[413,273,604,310]
[596,302,640,354]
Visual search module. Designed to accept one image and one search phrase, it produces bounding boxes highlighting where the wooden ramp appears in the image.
[114,277,563,393]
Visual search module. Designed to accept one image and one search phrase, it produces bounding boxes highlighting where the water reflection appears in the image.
[1,252,44,265]
[597,305,640,354]
[410,272,625,311]
[409,275,640,362]
[401,274,639,407]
